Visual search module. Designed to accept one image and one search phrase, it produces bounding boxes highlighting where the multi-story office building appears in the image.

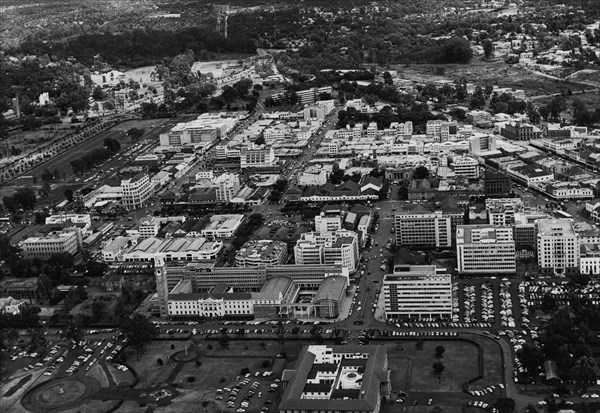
[383,265,452,320]
[394,212,452,248]
[294,230,359,272]
[486,198,524,227]
[484,171,511,197]
[456,225,516,274]
[315,212,343,233]
[468,133,497,154]
[453,156,480,179]
[537,219,579,276]
[235,240,289,267]
[213,173,241,202]
[121,173,153,210]
[240,144,276,169]
[21,231,80,260]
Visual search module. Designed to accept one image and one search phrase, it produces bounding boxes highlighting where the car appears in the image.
[412,400,419,406]
[427,399,433,405]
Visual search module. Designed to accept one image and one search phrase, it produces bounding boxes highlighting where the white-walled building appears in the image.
[314,213,343,233]
[394,212,452,248]
[294,230,359,272]
[383,265,452,320]
[537,219,580,276]
[21,231,80,260]
[235,240,289,267]
[122,237,223,262]
[121,173,153,210]
[201,214,244,239]
[240,145,276,169]
[453,156,480,179]
[456,225,516,274]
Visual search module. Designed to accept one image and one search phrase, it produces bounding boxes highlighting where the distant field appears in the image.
[394,58,590,98]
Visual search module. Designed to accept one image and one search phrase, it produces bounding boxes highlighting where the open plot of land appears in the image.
[394,59,589,98]
[387,340,480,392]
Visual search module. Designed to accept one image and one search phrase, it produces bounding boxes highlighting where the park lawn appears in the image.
[175,356,268,389]
[387,340,480,392]
[470,335,504,386]
[126,340,191,387]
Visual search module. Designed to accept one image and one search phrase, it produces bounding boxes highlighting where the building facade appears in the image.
[456,225,516,274]
[537,219,579,276]
[394,212,452,248]
[294,230,359,272]
[383,265,452,320]
[121,173,153,210]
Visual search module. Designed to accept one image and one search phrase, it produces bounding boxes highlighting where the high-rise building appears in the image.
[453,156,480,179]
[121,173,153,210]
[537,219,579,276]
[294,230,359,272]
[456,225,516,274]
[484,171,512,197]
[383,265,452,320]
[240,144,276,169]
[394,212,452,248]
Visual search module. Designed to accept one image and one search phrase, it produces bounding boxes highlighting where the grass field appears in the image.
[387,340,481,392]
[394,58,589,98]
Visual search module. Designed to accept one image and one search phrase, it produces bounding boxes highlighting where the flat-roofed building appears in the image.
[383,265,452,320]
[453,156,480,179]
[235,240,289,267]
[201,214,244,239]
[537,219,579,276]
[240,144,276,169]
[21,231,80,260]
[121,173,153,210]
[294,230,359,272]
[394,211,452,248]
[279,345,390,413]
[456,225,516,274]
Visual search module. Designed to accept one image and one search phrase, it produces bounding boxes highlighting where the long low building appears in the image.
[156,260,349,319]
[201,214,244,238]
[121,237,223,262]
[21,230,81,260]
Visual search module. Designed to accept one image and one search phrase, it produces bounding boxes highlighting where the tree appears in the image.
[6,329,19,346]
[516,343,544,376]
[435,346,445,358]
[541,292,558,313]
[413,166,430,180]
[64,189,74,202]
[494,398,516,413]
[121,313,158,359]
[482,39,494,59]
[571,356,600,393]
[90,300,106,323]
[432,361,445,375]
[254,136,265,146]
[157,358,164,366]
[62,319,83,345]
[127,128,145,141]
[103,137,121,153]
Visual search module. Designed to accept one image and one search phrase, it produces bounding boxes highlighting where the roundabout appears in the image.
[22,376,101,412]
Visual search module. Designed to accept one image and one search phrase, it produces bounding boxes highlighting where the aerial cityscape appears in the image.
[2,0,600,412]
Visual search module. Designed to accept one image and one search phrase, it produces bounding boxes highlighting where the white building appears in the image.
[121,173,153,210]
[240,145,276,169]
[456,225,516,274]
[21,231,80,260]
[45,214,92,235]
[122,237,223,262]
[235,240,288,267]
[294,230,359,272]
[537,219,580,276]
[314,213,343,233]
[453,156,480,179]
[383,265,452,320]
[394,212,452,248]
[201,214,244,239]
